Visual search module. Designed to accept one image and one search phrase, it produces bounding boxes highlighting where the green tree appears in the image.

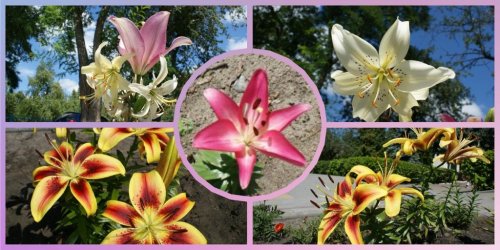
[5,6,42,90]
[6,62,79,122]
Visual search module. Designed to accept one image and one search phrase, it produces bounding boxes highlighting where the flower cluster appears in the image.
[30,128,206,244]
[81,11,192,121]
[384,128,490,165]
[314,154,422,244]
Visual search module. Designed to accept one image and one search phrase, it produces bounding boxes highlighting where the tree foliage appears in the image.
[253,6,480,121]
[6,62,79,122]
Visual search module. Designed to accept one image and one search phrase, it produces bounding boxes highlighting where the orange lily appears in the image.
[383,128,450,155]
[318,179,387,244]
[102,170,207,244]
[31,141,125,222]
[98,128,173,163]
[435,129,490,165]
[348,154,424,217]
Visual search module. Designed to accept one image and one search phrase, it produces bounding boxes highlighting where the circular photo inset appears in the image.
[178,51,323,197]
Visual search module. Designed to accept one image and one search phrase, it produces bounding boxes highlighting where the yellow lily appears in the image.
[317,178,387,244]
[102,170,206,244]
[97,128,173,163]
[347,154,424,217]
[383,128,451,155]
[31,140,125,222]
[435,129,491,165]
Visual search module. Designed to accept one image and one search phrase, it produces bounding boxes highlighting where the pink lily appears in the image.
[193,69,311,189]
[108,11,192,76]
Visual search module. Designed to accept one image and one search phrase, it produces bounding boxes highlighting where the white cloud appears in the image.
[461,99,484,118]
[59,78,79,94]
[223,7,247,25]
[226,38,247,51]
[18,67,35,77]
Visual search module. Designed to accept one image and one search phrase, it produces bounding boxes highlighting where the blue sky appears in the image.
[15,6,247,95]
[411,6,494,118]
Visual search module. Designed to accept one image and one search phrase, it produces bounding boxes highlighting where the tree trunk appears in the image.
[73,6,100,121]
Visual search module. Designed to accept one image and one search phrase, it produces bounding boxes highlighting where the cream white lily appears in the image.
[81,42,130,108]
[331,18,455,121]
[128,56,177,121]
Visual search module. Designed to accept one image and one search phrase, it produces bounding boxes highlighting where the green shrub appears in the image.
[460,150,494,190]
[314,157,454,183]
[253,203,286,242]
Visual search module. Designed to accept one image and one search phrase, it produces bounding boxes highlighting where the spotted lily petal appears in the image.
[33,166,61,182]
[204,88,244,129]
[158,221,207,244]
[43,141,73,168]
[102,228,140,244]
[129,171,166,214]
[348,165,377,185]
[385,173,411,189]
[239,69,270,130]
[103,200,141,227]
[31,176,70,222]
[379,18,410,69]
[70,179,97,216]
[158,193,195,224]
[192,119,245,152]
[98,128,135,152]
[344,214,363,244]
[79,154,126,179]
[253,130,306,166]
[395,60,456,92]
[351,184,388,215]
[235,148,257,189]
[331,24,379,76]
[267,104,312,132]
[317,209,342,245]
[138,133,162,163]
[73,143,95,166]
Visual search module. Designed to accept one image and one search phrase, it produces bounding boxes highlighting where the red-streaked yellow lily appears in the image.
[348,159,424,217]
[102,170,207,244]
[318,179,387,244]
[383,128,450,155]
[435,129,491,165]
[97,128,173,163]
[31,141,125,222]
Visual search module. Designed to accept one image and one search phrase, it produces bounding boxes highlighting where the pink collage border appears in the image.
[0,0,497,248]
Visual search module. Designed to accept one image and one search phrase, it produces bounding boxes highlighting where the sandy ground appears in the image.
[179,53,322,195]
[5,129,246,244]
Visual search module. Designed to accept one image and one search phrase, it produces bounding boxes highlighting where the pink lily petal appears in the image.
[253,131,306,166]
[139,11,170,74]
[108,15,145,74]
[193,120,245,152]
[204,88,244,129]
[240,69,269,130]
[267,103,312,131]
[235,149,257,189]
[164,36,193,55]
